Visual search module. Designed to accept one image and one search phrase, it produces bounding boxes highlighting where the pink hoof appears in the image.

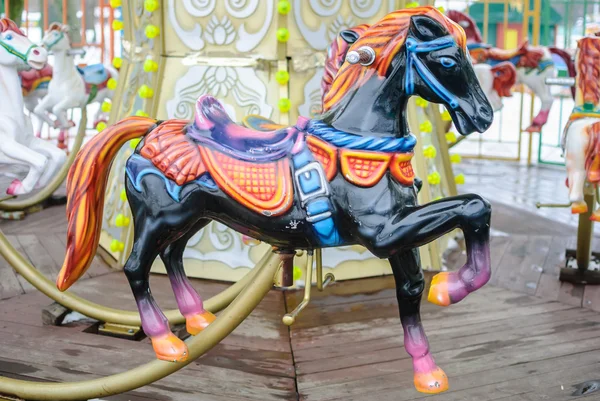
[6,179,24,196]
[524,124,542,133]
[35,131,42,138]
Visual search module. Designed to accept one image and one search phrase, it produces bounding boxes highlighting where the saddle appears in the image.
[141,96,300,216]
[470,41,545,69]
[19,64,52,96]
[77,64,111,100]
[140,96,416,218]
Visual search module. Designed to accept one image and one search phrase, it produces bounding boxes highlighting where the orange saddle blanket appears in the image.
[140,120,293,216]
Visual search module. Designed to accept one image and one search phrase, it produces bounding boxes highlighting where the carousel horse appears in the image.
[562,36,600,219]
[34,23,118,131]
[0,18,67,195]
[19,64,52,137]
[57,7,494,394]
[447,9,575,133]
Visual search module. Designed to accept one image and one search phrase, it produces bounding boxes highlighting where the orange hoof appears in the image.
[572,202,588,214]
[591,212,600,222]
[428,272,451,307]
[414,367,449,394]
[186,310,217,335]
[151,332,188,362]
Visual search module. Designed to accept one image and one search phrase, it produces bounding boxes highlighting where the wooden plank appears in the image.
[5,234,35,293]
[557,282,584,307]
[492,235,552,295]
[297,333,600,401]
[583,284,600,312]
[0,234,26,298]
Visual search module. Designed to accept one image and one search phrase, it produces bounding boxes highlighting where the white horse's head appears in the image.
[0,18,47,70]
[474,62,517,112]
[41,22,71,52]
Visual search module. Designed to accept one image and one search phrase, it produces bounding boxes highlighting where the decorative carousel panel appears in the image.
[289,65,325,123]
[287,0,400,57]
[154,57,279,121]
[163,0,280,58]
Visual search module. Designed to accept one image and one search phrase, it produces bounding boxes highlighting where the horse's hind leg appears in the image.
[160,221,216,336]
[124,222,188,362]
[390,250,448,394]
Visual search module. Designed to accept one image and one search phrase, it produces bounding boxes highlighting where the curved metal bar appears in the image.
[0,110,87,211]
[0,230,265,325]
[0,251,280,401]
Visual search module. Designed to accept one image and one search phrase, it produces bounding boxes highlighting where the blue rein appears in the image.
[405,36,460,110]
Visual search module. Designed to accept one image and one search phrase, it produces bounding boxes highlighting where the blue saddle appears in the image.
[77,64,109,85]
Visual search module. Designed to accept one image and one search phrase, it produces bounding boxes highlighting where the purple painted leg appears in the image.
[161,235,216,336]
[124,230,188,362]
[428,239,491,306]
[389,250,448,394]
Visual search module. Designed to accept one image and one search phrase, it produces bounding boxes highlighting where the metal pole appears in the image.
[576,187,595,272]
[0,230,268,326]
[0,252,281,401]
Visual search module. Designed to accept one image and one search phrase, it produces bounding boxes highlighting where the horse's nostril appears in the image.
[33,49,40,55]
[479,106,491,119]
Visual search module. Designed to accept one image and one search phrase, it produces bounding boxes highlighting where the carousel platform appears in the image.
[0,163,600,400]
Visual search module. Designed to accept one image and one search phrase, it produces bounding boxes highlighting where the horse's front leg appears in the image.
[366,194,491,307]
[160,222,217,336]
[1,139,48,195]
[390,249,448,394]
[33,95,56,128]
[528,71,554,132]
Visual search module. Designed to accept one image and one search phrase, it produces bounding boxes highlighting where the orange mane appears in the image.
[323,6,467,112]
[576,37,600,107]
[0,18,24,36]
[321,24,370,102]
[47,22,63,32]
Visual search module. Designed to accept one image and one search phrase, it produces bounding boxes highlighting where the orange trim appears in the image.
[199,147,293,217]
[307,136,337,181]
[340,149,391,187]
[389,153,415,186]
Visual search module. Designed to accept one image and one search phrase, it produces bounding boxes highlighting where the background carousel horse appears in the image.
[562,36,600,219]
[0,18,67,196]
[34,23,118,132]
[56,7,494,394]
[19,64,52,137]
[447,9,575,133]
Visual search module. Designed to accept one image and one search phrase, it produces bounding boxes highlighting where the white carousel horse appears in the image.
[447,10,575,133]
[35,23,118,131]
[0,18,67,195]
[19,64,52,137]
[474,62,517,112]
[563,36,600,219]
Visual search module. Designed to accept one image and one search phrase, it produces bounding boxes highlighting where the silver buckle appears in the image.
[294,161,329,206]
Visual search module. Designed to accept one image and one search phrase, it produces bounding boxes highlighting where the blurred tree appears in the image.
[1,0,25,26]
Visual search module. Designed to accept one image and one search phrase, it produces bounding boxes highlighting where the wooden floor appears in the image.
[0,202,600,399]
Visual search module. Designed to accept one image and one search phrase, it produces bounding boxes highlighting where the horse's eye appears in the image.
[440,57,456,68]
[5,34,12,40]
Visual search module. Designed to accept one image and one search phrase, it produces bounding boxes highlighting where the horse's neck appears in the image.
[323,78,409,138]
[0,64,25,116]
[53,51,78,82]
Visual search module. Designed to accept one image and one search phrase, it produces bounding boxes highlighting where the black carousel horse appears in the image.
[57,7,493,394]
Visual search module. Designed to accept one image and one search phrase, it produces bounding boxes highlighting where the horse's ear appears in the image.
[340,29,360,44]
[409,15,449,41]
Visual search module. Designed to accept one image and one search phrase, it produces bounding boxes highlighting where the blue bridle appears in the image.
[404,36,460,110]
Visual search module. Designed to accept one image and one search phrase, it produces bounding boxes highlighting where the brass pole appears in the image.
[0,251,281,400]
[0,230,265,325]
[315,248,323,291]
[576,187,595,272]
[0,110,87,211]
